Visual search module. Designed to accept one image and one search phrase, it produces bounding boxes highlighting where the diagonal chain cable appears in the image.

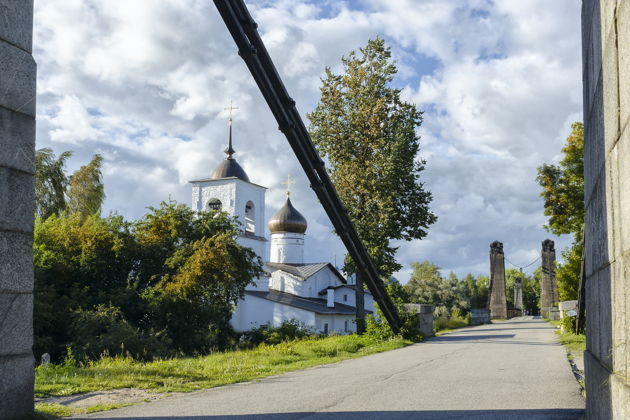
[212,0,402,333]
[504,255,541,271]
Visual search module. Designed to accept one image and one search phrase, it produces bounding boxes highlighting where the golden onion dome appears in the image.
[268,197,307,234]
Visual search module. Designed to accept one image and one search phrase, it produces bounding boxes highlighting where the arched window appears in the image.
[245,200,255,232]
[207,198,222,212]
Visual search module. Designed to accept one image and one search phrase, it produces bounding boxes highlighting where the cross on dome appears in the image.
[282,174,295,197]
[223,100,239,159]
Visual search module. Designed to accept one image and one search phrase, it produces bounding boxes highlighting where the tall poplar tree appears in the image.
[307,38,436,331]
[67,154,105,217]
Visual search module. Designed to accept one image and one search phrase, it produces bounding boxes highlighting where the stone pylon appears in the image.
[0,0,36,416]
[540,239,558,318]
[487,241,507,319]
[514,276,523,312]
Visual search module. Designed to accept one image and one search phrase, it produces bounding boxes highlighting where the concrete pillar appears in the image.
[581,0,630,417]
[403,303,434,338]
[514,277,523,311]
[540,239,558,318]
[0,0,36,417]
[487,241,507,319]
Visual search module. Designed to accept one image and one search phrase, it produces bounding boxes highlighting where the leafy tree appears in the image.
[308,38,436,330]
[67,154,105,217]
[35,148,73,219]
[134,201,265,354]
[536,122,584,300]
[33,213,136,361]
[404,261,465,315]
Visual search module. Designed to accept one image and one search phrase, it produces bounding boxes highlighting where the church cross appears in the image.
[282,174,295,197]
[224,100,239,122]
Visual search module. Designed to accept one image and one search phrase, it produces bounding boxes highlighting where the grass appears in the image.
[35,402,133,417]
[555,330,586,353]
[36,334,410,398]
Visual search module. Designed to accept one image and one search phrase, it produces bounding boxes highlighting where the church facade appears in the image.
[189,124,373,334]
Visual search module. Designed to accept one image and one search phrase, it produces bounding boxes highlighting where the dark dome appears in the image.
[268,197,308,234]
[211,158,250,182]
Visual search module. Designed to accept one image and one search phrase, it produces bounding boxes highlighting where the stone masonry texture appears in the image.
[0,0,35,418]
[582,0,630,418]
[487,241,507,319]
[540,239,558,318]
[514,277,523,311]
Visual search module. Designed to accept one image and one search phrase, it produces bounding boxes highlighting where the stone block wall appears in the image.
[582,0,630,418]
[0,0,36,417]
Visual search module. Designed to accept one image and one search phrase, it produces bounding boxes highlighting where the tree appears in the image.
[537,122,584,239]
[308,38,436,331]
[134,201,265,354]
[35,148,72,219]
[67,154,105,217]
[536,122,584,300]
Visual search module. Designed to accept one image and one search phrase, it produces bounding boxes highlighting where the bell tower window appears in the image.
[207,198,222,212]
[245,200,255,233]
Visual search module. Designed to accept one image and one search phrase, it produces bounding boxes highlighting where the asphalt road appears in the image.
[79,317,585,420]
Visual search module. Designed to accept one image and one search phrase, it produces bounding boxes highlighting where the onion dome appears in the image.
[268,197,308,234]
[210,118,250,182]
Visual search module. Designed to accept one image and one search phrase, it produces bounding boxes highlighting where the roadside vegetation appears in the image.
[35,333,410,416]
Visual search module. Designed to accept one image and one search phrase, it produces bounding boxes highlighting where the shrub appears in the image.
[240,320,313,347]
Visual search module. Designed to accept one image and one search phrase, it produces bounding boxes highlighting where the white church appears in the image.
[189,119,374,335]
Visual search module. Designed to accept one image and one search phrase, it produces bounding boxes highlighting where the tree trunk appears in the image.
[355,270,366,334]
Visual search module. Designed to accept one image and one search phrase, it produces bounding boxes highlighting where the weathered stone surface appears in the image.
[0,3,35,417]
[540,239,558,318]
[0,106,35,174]
[0,293,33,356]
[0,353,34,418]
[0,40,36,117]
[0,230,32,293]
[487,241,507,319]
[585,349,612,420]
[0,0,33,53]
[619,0,630,130]
[514,277,523,311]
[0,166,35,233]
[582,0,630,417]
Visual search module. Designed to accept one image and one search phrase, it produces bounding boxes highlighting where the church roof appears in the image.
[266,262,346,284]
[210,158,250,182]
[317,284,372,296]
[268,197,308,234]
[245,290,371,315]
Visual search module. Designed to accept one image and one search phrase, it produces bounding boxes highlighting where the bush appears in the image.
[240,320,314,347]
[433,308,469,332]
[68,305,171,361]
[560,315,577,333]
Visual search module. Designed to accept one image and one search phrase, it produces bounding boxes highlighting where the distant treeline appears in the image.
[396,261,541,317]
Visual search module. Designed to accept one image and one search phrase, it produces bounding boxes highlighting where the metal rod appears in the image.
[213,0,402,333]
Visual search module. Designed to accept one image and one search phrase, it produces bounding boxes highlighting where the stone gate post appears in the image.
[487,241,507,319]
[0,0,36,417]
[581,0,630,417]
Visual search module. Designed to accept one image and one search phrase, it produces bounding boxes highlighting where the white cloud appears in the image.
[33,0,582,282]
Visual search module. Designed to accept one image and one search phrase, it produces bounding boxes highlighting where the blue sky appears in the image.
[33,0,583,282]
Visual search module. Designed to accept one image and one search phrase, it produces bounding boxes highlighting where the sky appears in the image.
[32,0,583,282]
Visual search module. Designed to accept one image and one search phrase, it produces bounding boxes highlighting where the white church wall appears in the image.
[230,294,316,332]
[269,270,304,295]
[269,232,304,264]
[315,314,356,334]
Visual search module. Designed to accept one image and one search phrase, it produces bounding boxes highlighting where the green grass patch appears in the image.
[555,330,586,353]
[35,402,133,418]
[36,335,410,398]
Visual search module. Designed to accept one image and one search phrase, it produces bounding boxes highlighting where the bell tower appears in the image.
[189,104,267,261]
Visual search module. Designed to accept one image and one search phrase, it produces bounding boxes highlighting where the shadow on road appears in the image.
[81,408,584,419]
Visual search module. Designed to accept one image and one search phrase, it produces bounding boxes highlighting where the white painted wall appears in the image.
[269,232,304,264]
[230,294,316,332]
[315,314,356,334]
[190,177,268,261]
